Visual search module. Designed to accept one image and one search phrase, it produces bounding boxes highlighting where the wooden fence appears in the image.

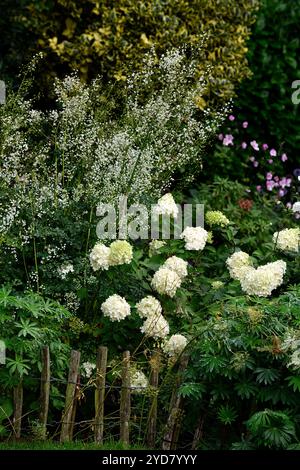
[11,346,189,449]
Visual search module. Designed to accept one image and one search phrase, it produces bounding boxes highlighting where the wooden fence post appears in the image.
[39,346,50,440]
[13,380,23,439]
[94,346,108,444]
[162,354,189,450]
[60,349,81,442]
[120,350,131,445]
[146,350,160,448]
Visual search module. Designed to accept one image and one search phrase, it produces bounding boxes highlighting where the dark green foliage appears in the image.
[236,0,300,166]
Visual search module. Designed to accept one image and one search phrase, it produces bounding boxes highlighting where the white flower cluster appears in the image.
[57,262,74,279]
[136,296,162,318]
[180,226,208,251]
[273,228,300,253]
[140,314,170,339]
[90,240,133,271]
[151,256,188,297]
[205,210,230,227]
[226,251,251,280]
[149,239,166,257]
[153,193,179,218]
[227,251,286,297]
[82,361,96,378]
[136,296,169,339]
[130,369,149,393]
[151,267,181,297]
[163,334,188,357]
[101,294,131,322]
[292,202,300,213]
[163,256,188,280]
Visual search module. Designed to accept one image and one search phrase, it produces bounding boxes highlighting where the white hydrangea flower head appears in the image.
[109,240,133,265]
[149,239,166,256]
[130,369,149,393]
[239,260,286,297]
[163,256,188,280]
[140,313,169,339]
[151,267,181,297]
[101,294,131,321]
[292,202,300,213]
[226,251,252,281]
[273,228,300,253]
[90,243,111,271]
[205,210,230,227]
[136,296,162,319]
[163,334,188,357]
[82,361,96,378]
[153,193,179,218]
[180,226,208,251]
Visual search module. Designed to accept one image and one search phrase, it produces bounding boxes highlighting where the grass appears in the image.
[0,440,145,451]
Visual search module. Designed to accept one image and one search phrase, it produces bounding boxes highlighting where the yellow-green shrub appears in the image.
[21,0,258,107]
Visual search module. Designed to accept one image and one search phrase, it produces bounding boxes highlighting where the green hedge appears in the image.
[1,0,258,108]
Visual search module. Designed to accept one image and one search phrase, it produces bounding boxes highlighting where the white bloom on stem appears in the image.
[292,202,300,213]
[140,313,169,339]
[163,334,188,357]
[136,296,162,319]
[101,294,131,322]
[151,267,181,297]
[273,228,300,253]
[163,256,188,280]
[239,260,286,297]
[180,226,208,251]
[82,361,96,378]
[149,239,166,256]
[153,193,179,218]
[226,251,252,281]
[90,243,111,271]
[130,369,149,393]
[109,240,133,265]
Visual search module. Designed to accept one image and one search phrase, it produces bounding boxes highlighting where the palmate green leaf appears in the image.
[217,405,238,425]
[263,423,295,449]
[15,318,41,339]
[0,286,12,307]
[286,375,300,393]
[255,368,280,385]
[234,380,258,399]
[179,382,206,399]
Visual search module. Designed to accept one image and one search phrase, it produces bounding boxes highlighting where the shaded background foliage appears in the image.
[236,0,300,167]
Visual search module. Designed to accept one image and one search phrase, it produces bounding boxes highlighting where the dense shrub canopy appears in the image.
[1,0,258,107]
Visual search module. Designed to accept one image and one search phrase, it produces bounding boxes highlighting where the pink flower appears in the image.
[262,144,269,151]
[242,121,248,128]
[281,153,288,162]
[274,176,279,182]
[241,142,247,149]
[256,185,262,192]
[218,133,224,141]
[270,149,277,157]
[268,159,273,164]
[278,189,285,197]
[223,134,234,146]
[229,115,235,121]
[295,213,300,220]
[250,140,259,151]
[266,180,275,191]
[253,161,259,168]
[266,172,273,180]
[286,202,292,209]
